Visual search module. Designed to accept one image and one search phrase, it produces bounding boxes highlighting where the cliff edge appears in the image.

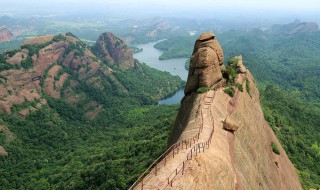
[169,33,302,189]
[131,33,302,190]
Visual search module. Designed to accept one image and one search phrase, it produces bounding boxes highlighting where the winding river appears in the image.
[133,41,188,104]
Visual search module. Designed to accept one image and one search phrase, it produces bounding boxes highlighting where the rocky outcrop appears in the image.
[0,146,8,157]
[133,33,302,190]
[169,55,301,189]
[94,32,134,70]
[168,44,302,189]
[185,33,225,95]
[223,116,240,131]
[0,33,121,116]
[0,26,13,42]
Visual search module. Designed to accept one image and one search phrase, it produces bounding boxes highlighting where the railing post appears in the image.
[182,162,184,175]
[155,165,157,176]
[141,178,143,190]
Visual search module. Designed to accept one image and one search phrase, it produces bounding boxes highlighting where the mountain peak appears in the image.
[131,33,302,190]
[0,32,115,115]
[94,32,134,70]
[185,32,225,95]
[0,25,13,43]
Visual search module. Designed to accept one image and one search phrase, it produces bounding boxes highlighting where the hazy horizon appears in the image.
[1,0,319,23]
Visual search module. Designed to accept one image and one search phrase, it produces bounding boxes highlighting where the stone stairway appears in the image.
[130,91,215,190]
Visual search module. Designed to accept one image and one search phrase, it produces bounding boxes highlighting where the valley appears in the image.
[0,7,319,190]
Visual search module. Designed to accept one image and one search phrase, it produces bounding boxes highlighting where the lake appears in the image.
[133,41,188,104]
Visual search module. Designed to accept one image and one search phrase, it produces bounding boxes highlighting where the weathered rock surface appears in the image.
[133,33,301,189]
[223,115,240,131]
[233,55,247,73]
[0,25,13,42]
[94,32,134,70]
[185,33,225,95]
[163,34,302,190]
[0,33,128,116]
[0,146,8,156]
[167,57,302,189]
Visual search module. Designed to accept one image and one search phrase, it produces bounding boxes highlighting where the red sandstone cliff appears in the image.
[94,32,134,70]
[130,33,302,190]
[0,33,133,117]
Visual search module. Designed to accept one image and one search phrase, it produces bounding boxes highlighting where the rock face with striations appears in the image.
[0,26,13,42]
[0,33,129,117]
[134,33,302,190]
[185,33,225,95]
[94,32,134,70]
[167,34,302,190]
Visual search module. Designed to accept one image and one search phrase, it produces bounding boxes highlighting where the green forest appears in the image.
[0,34,183,189]
[153,30,320,189]
[0,104,179,189]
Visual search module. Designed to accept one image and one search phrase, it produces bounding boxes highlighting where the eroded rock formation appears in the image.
[168,36,302,189]
[133,33,302,190]
[94,32,134,70]
[0,33,129,117]
[185,33,225,95]
[0,26,13,42]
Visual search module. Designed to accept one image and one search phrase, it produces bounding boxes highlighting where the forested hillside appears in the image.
[0,33,183,189]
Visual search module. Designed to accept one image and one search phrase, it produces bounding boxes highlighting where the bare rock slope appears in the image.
[131,33,302,190]
[171,33,302,189]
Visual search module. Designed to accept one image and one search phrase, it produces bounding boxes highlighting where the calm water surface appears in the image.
[133,41,188,104]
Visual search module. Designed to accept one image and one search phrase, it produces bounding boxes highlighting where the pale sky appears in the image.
[2,0,317,10]
[1,0,319,19]
[2,0,318,10]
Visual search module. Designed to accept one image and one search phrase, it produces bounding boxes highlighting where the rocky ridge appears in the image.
[0,32,137,117]
[0,26,13,42]
[272,20,319,35]
[170,33,302,189]
[132,33,302,190]
[94,32,134,70]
